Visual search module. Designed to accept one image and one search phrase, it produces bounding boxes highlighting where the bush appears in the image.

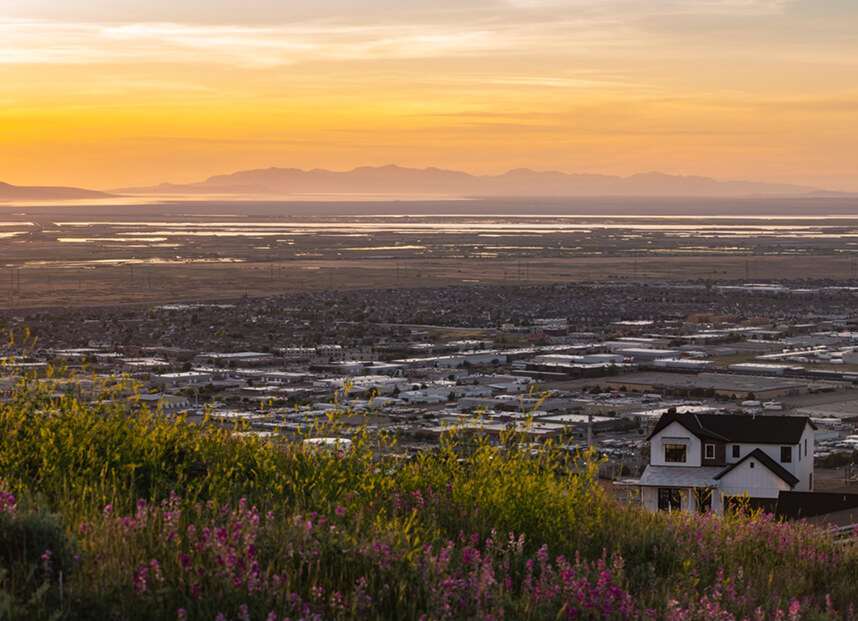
[0,490,76,620]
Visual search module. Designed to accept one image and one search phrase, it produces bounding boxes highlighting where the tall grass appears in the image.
[0,365,856,619]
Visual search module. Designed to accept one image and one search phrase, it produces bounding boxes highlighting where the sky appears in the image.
[1,0,857,191]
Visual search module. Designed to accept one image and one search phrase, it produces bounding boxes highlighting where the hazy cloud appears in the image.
[0,16,645,69]
[0,20,544,68]
[0,0,842,72]
[504,0,793,15]
[2,0,797,23]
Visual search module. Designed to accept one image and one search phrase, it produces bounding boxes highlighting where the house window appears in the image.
[750,461,755,468]
[658,488,682,512]
[780,446,792,463]
[804,438,808,457]
[704,444,715,460]
[664,443,687,463]
[732,445,740,459]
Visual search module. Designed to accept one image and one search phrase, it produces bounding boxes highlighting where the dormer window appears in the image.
[664,443,687,463]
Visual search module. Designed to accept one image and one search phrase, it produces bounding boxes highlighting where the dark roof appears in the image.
[714,448,799,487]
[647,412,815,444]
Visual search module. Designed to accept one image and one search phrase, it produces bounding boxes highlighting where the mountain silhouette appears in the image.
[0,181,114,202]
[115,165,825,197]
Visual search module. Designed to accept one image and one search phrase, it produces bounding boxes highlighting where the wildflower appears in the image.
[330,591,345,612]
[133,565,149,593]
[335,505,346,517]
[0,491,17,515]
[176,609,187,620]
[788,599,801,621]
[825,594,836,618]
[149,559,164,582]
[103,504,113,518]
[40,549,53,573]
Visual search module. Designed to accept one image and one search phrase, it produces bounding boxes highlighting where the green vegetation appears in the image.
[0,366,857,619]
[816,450,858,470]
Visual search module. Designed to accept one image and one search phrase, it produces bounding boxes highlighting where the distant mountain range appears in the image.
[114,165,837,198]
[2,167,851,202]
[0,181,113,202]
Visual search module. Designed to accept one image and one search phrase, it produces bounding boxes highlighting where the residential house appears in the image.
[638,412,816,513]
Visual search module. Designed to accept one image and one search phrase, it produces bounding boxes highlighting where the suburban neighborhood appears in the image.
[3,280,858,528]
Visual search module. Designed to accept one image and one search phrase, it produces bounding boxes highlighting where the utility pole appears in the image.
[586,412,593,448]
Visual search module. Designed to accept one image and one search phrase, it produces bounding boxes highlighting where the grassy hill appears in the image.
[0,367,856,620]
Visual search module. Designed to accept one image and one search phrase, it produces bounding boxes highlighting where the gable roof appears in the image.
[647,412,815,445]
[714,448,800,487]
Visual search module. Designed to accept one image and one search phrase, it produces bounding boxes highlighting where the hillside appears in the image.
[0,181,115,201]
[0,369,855,620]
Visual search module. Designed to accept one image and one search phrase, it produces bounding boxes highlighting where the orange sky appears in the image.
[1,1,857,191]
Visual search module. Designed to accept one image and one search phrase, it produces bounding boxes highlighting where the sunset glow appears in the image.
[2,0,857,190]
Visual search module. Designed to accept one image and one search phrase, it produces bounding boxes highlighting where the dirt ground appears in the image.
[4,203,858,309]
[2,254,857,310]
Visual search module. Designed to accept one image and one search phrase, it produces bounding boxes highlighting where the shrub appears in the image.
[0,489,76,619]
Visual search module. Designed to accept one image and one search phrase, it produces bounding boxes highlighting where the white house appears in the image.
[638,412,816,514]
